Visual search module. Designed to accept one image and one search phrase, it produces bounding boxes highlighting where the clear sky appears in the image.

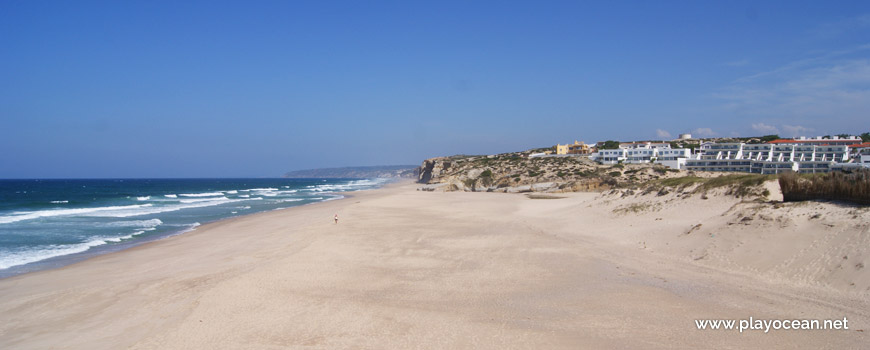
[1,1,868,178]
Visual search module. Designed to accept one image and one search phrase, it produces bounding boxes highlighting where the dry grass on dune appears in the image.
[780,170,870,205]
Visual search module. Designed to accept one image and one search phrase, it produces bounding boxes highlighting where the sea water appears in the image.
[0,178,388,277]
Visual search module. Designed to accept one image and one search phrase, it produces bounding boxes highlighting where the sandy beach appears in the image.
[1,181,867,349]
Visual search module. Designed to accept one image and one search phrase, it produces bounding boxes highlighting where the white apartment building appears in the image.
[591,136,861,173]
[850,143,870,164]
[619,142,671,149]
[859,148,870,165]
[685,141,852,174]
[596,149,627,164]
[592,142,692,169]
[656,148,692,169]
[625,148,655,163]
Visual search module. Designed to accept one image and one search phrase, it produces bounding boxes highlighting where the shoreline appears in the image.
[0,179,409,281]
[1,181,866,348]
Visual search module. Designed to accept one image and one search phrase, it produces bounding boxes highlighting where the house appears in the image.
[556,140,591,155]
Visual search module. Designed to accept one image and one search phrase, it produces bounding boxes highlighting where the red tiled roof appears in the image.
[852,142,870,148]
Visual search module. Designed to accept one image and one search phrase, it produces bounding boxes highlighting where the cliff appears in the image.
[284,165,419,179]
[416,152,644,193]
[416,151,774,197]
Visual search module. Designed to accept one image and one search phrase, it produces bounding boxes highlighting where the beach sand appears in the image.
[1,181,868,349]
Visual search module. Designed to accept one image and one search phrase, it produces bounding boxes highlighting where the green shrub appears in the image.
[702,174,772,190]
[658,176,705,188]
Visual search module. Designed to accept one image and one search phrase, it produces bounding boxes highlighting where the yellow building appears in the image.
[556,140,590,155]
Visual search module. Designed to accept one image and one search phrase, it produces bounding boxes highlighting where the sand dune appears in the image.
[0,181,867,349]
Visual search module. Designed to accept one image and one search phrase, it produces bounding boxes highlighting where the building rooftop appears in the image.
[768,138,862,145]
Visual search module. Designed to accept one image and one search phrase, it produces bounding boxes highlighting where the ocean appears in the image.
[0,178,388,278]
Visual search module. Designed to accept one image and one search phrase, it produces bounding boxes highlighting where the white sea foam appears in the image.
[103,230,147,243]
[0,221,164,269]
[179,197,229,203]
[0,198,247,223]
[0,239,108,270]
[99,219,163,228]
[326,179,386,193]
[174,222,201,235]
[314,180,384,192]
[82,199,247,218]
[0,180,382,271]
[178,192,224,197]
[0,204,154,224]
[250,188,280,197]
[0,220,205,269]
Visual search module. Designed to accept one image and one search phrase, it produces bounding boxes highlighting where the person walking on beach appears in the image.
[334,214,339,224]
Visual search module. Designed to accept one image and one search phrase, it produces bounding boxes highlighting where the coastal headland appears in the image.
[1,181,867,348]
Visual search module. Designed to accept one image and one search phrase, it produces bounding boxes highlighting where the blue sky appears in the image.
[1,1,868,178]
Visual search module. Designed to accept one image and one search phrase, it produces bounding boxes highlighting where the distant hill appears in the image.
[283,165,419,179]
